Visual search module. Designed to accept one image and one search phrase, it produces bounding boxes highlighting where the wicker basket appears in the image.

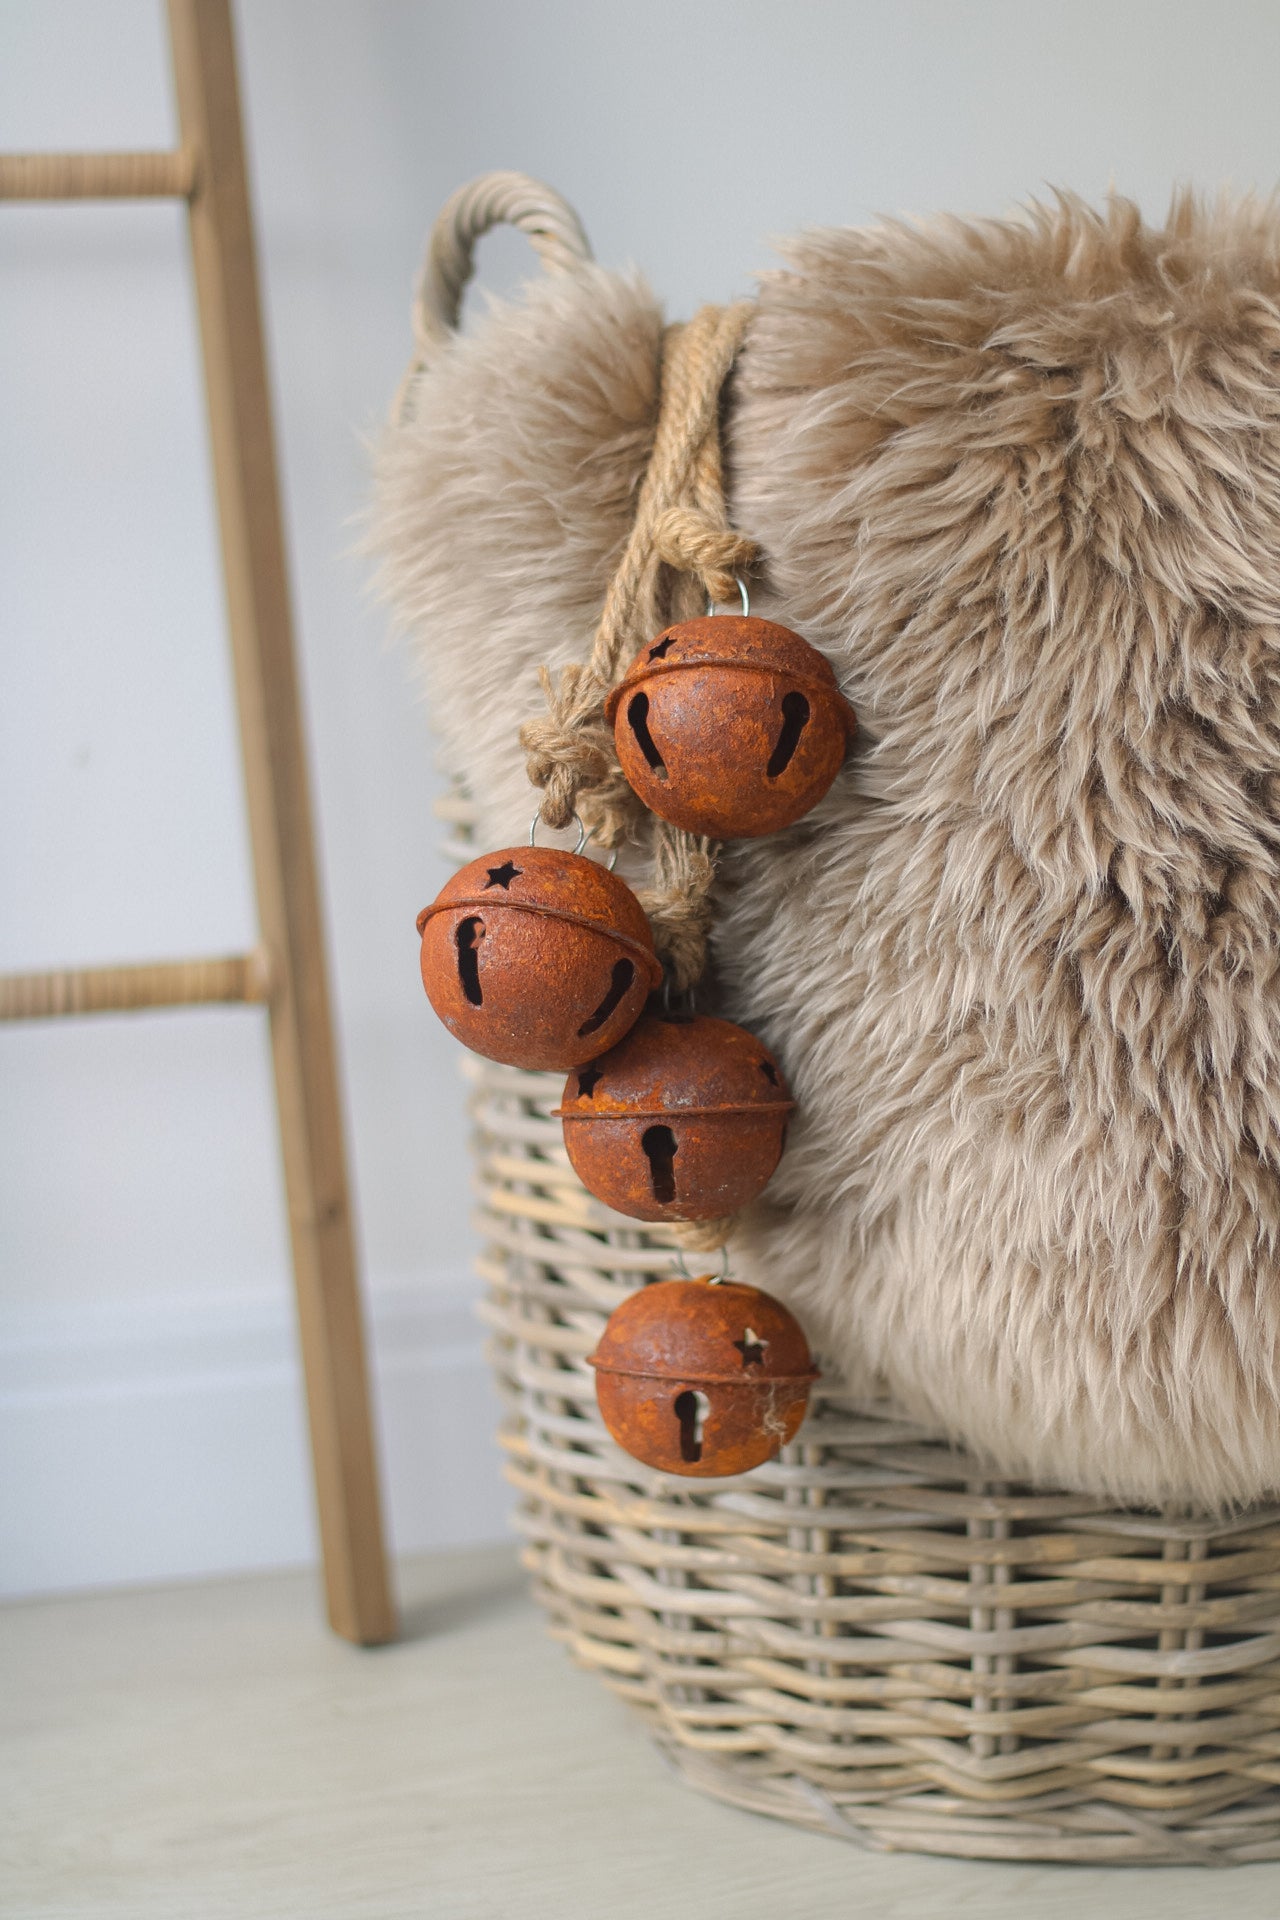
[438,795,1280,1866]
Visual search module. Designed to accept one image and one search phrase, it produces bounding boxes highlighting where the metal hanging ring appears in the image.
[705,573,750,618]
[529,810,588,855]
[528,810,618,868]
[676,1244,731,1285]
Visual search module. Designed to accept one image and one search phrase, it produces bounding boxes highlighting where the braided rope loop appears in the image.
[394,171,593,420]
[519,298,758,1016]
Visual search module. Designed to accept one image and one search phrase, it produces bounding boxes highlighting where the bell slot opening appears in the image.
[647,634,677,661]
[455,916,484,1006]
[627,692,667,779]
[577,959,635,1037]
[766,690,811,778]
[641,1124,678,1203]
[674,1388,710,1464]
[576,1063,605,1098]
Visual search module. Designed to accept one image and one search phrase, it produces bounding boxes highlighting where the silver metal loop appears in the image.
[675,1244,731,1285]
[528,810,617,868]
[705,573,750,618]
[529,810,588,856]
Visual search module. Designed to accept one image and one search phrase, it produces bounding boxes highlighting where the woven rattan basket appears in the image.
[440,787,1280,1867]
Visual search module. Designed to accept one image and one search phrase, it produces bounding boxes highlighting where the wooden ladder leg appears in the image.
[166,0,396,1645]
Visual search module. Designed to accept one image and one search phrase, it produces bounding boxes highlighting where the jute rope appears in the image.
[410,175,760,1251]
[521,300,758,1258]
[520,301,759,999]
[401,171,758,1001]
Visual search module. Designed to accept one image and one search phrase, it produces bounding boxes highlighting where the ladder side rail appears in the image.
[165,0,394,1645]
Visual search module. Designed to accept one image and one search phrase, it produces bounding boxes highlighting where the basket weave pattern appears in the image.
[467,1047,1280,1866]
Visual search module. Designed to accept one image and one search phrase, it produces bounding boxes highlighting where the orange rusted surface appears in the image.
[589,1276,817,1477]
[417,845,662,1071]
[605,614,856,839]
[554,1011,793,1221]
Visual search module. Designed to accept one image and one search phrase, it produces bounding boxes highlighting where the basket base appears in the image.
[657,1739,1280,1867]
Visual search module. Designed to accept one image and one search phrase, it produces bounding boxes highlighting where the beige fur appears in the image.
[373,194,1280,1506]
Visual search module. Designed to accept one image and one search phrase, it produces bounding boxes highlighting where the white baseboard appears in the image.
[0,1272,511,1600]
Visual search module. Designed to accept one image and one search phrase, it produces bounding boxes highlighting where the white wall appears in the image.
[4,0,1280,1597]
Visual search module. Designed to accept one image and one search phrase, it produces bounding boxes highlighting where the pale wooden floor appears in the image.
[3,1545,1279,1919]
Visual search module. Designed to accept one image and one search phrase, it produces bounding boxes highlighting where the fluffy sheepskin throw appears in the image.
[374,194,1280,1508]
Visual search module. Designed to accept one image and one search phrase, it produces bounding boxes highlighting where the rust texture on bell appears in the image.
[589,1276,818,1477]
[605,614,856,839]
[554,1011,794,1221]
[417,845,662,1071]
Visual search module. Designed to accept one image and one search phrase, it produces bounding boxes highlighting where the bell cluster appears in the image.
[415,606,853,1473]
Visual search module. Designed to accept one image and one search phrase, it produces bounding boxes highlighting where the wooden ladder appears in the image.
[0,0,396,1646]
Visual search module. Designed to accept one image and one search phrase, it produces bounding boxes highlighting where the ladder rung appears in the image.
[0,149,197,202]
[0,950,272,1022]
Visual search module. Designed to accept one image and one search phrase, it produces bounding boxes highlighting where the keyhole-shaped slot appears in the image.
[766,691,811,778]
[674,1388,710,1463]
[641,1124,678,1203]
[577,959,635,1037]
[627,692,667,779]
[455,917,484,1005]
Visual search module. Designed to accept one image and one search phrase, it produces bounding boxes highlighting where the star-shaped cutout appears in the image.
[483,861,521,890]
[576,1064,605,1099]
[734,1328,768,1368]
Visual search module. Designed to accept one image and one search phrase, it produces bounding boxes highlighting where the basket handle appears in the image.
[393,171,593,418]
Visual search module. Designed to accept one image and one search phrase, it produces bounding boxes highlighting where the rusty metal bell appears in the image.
[589,1276,818,1477]
[605,613,856,839]
[554,1011,794,1221]
[417,845,662,1071]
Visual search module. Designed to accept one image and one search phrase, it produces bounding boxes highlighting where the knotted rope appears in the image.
[408,175,756,1252]
[520,300,758,991]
